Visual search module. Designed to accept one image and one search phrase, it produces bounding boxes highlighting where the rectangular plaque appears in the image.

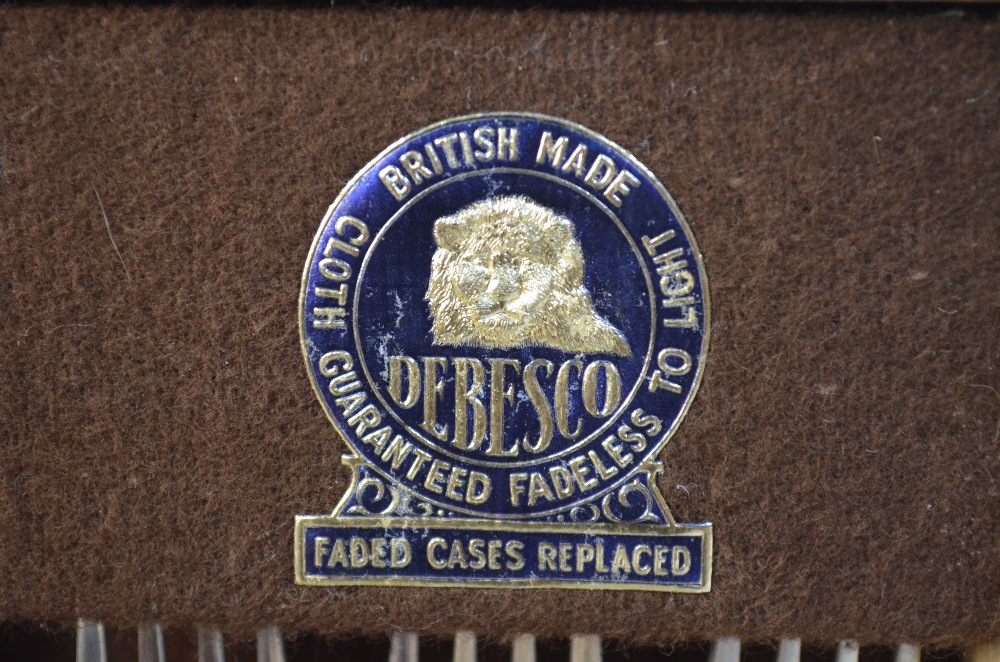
[296,516,712,592]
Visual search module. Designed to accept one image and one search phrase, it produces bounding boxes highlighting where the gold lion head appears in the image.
[425,195,630,356]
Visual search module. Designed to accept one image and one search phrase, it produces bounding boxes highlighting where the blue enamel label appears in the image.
[296,113,712,592]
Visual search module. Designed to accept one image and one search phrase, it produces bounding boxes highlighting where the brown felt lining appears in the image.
[1,2,999,648]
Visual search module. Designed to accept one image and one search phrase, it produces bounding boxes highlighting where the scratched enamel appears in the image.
[296,113,712,592]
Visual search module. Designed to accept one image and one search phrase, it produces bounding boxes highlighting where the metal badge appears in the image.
[296,113,712,592]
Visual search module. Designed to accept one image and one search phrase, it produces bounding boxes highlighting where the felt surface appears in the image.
[1,3,999,647]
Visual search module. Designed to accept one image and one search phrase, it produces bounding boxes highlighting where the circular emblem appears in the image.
[300,113,709,520]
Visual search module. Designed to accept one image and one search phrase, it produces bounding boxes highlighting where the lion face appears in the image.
[426,195,630,356]
[446,237,560,340]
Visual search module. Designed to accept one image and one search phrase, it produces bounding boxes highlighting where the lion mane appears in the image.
[425,195,630,356]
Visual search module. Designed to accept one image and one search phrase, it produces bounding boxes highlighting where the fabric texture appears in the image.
[1,3,998,647]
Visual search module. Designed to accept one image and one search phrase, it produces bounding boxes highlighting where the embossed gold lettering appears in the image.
[630,408,663,440]
[582,360,621,417]
[312,307,346,329]
[349,538,368,568]
[329,370,362,397]
[427,538,448,569]
[587,449,618,481]
[654,545,670,576]
[378,165,411,201]
[648,348,692,394]
[347,404,381,436]
[334,215,370,247]
[314,537,330,568]
[445,466,468,501]
[536,131,570,168]
[527,472,555,506]
[522,359,554,453]
[632,545,652,576]
[434,134,462,169]
[602,433,634,468]
[399,150,434,185]
[641,230,676,257]
[314,284,348,305]
[603,169,641,207]
[319,257,351,281]
[538,542,557,571]
[473,127,496,162]
[391,538,411,568]
[506,541,525,571]
[466,471,491,504]
[559,543,573,572]
[424,458,450,494]
[569,455,598,492]
[486,358,520,457]
[561,143,588,178]
[488,539,504,570]
[497,127,519,161]
[327,539,348,569]
[381,434,413,471]
[555,359,583,439]
[575,543,595,572]
[672,545,692,576]
[549,465,575,499]
[452,358,487,451]
[447,539,468,569]
[584,154,617,189]
[468,539,487,570]
[611,544,632,574]
[370,538,388,568]
[420,357,449,440]
[404,447,432,480]
[509,473,527,507]
[387,356,421,409]
[318,351,352,377]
